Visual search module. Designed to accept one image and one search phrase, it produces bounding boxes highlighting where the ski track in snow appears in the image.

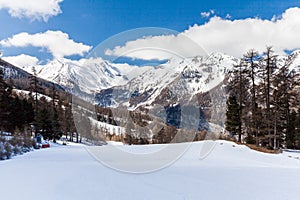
[0,141,300,200]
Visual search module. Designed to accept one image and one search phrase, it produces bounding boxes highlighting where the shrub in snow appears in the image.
[9,137,23,155]
[0,141,13,160]
[0,135,37,160]
[4,142,13,159]
[0,142,6,160]
[25,136,37,150]
[13,145,22,155]
[9,137,23,147]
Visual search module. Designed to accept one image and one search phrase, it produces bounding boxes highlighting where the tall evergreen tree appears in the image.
[225,96,242,140]
[62,95,76,141]
[295,109,300,148]
[286,111,297,149]
[28,66,42,136]
[227,61,250,142]
[35,97,52,138]
[49,83,60,138]
[259,47,278,147]
[243,50,260,145]
[273,54,299,148]
[0,67,12,132]
[28,66,39,112]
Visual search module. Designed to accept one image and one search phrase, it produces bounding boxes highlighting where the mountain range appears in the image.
[2,50,300,112]
[12,52,238,106]
[2,50,300,135]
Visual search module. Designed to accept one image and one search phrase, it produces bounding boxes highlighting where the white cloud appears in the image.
[3,54,39,67]
[0,0,63,21]
[0,30,92,58]
[225,14,231,19]
[105,34,207,60]
[200,11,211,18]
[106,7,300,60]
[201,10,215,18]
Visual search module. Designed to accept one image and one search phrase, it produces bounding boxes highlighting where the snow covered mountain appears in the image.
[289,50,300,73]
[7,50,299,109]
[95,52,239,108]
[19,58,152,94]
[0,58,64,92]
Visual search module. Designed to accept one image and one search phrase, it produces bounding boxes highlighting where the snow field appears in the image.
[0,140,299,200]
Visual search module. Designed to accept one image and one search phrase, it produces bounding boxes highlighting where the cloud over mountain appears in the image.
[106,7,300,60]
[3,54,39,67]
[0,30,92,58]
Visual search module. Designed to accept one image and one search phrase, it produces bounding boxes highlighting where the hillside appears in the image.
[0,58,65,94]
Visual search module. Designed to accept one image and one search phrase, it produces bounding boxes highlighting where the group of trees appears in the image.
[0,66,77,142]
[28,69,77,141]
[226,47,300,149]
[0,68,34,134]
[0,67,37,159]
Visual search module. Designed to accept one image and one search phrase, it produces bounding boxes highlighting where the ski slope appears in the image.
[0,141,299,200]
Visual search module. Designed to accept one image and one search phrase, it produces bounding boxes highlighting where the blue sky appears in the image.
[0,0,300,66]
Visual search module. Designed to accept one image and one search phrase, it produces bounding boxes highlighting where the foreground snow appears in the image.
[0,140,299,200]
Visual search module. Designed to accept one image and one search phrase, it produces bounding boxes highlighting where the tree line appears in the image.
[0,67,77,142]
[225,47,300,149]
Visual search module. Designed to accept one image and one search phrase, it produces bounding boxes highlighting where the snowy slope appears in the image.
[0,140,299,200]
[289,50,300,73]
[14,89,52,101]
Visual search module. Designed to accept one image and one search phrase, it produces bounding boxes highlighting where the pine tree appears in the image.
[258,47,278,148]
[243,50,260,145]
[272,54,299,148]
[225,96,242,140]
[0,67,12,132]
[28,66,39,113]
[21,98,34,130]
[227,61,249,142]
[295,109,300,148]
[28,66,42,136]
[286,111,297,149]
[35,97,52,138]
[49,83,60,139]
[62,95,76,141]
[259,47,278,147]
